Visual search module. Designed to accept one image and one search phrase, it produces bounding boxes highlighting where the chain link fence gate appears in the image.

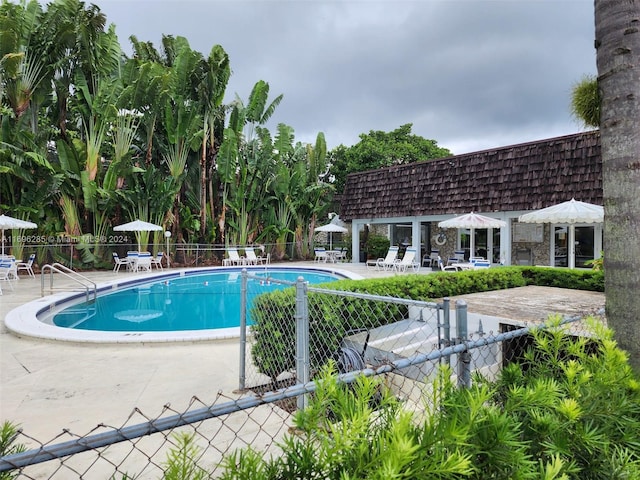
[0,268,591,478]
[239,269,454,408]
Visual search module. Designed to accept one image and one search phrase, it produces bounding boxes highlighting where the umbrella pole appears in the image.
[470,228,475,261]
[569,225,576,269]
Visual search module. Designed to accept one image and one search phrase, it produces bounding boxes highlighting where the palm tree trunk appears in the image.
[200,126,207,238]
[595,0,640,370]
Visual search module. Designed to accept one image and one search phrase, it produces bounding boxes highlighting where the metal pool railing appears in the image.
[40,263,97,303]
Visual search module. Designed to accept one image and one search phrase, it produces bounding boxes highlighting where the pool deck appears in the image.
[0,262,605,446]
[0,262,417,442]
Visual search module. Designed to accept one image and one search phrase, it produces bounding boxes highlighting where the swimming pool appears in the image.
[53,269,338,332]
[5,266,363,343]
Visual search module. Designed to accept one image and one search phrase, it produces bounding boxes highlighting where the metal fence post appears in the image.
[295,276,309,410]
[455,299,471,388]
[440,297,451,365]
[238,269,248,391]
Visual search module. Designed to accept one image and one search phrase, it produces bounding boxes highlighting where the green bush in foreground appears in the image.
[223,319,640,479]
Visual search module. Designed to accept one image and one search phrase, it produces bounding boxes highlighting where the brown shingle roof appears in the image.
[340,130,602,220]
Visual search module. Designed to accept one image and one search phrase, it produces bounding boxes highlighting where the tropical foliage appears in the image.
[570,75,600,128]
[328,123,452,194]
[220,319,640,479]
[0,0,336,265]
[218,320,640,479]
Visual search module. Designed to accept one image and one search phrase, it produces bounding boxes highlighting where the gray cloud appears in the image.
[95,0,596,154]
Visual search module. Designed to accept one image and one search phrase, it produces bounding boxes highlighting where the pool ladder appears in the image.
[41,263,97,303]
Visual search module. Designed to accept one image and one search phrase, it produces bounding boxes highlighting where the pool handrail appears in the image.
[41,263,97,303]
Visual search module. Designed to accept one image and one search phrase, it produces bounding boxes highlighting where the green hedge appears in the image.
[519,266,604,291]
[250,267,603,380]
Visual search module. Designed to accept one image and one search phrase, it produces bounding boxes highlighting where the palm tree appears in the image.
[595,0,640,370]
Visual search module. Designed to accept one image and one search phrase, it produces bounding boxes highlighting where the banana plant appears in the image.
[216,81,282,246]
[295,132,333,257]
[268,124,299,259]
[195,44,230,238]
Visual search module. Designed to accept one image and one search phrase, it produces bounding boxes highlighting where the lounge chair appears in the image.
[16,253,36,277]
[245,247,268,265]
[472,260,491,269]
[223,247,244,266]
[393,247,420,273]
[437,256,462,272]
[366,246,399,270]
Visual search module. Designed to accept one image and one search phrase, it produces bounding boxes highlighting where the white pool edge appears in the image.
[5,265,363,344]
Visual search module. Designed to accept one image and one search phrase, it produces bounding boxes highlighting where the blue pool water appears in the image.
[52,269,340,332]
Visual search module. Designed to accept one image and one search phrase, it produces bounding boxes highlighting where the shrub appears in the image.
[220,364,474,479]
[364,234,390,260]
[0,421,26,480]
[520,266,604,292]
[225,322,640,479]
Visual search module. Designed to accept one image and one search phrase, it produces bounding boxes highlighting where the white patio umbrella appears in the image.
[518,198,604,269]
[113,219,163,252]
[438,212,506,261]
[0,214,38,256]
[314,223,348,250]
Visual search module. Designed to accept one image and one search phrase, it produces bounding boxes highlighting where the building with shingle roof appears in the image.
[339,130,602,268]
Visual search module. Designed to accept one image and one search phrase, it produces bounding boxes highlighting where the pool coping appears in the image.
[5,265,363,344]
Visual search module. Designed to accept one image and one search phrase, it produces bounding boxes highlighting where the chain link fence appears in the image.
[1,270,593,479]
[14,241,301,272]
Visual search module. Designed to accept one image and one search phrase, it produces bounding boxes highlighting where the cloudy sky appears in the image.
[93,0,596,155]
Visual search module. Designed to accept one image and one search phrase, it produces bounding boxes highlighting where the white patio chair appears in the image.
[112,252,129,272]
[423,249,440,268]
[5,257,18,280]
[151,252,164,270]
[447,250,466,266]
[314,247,328,263]
[223,247,244,266]
[334,248,347,262]
[366,246,399,270]
[16,253,36,277]
[0,259,15,293]
[126,251,139,271]
[393,247,420,273]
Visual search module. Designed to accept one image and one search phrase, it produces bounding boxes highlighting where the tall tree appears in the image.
[595,0,640,370]
[195,45,230,239]
[328,124,451,194]
[217,80,282,245]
